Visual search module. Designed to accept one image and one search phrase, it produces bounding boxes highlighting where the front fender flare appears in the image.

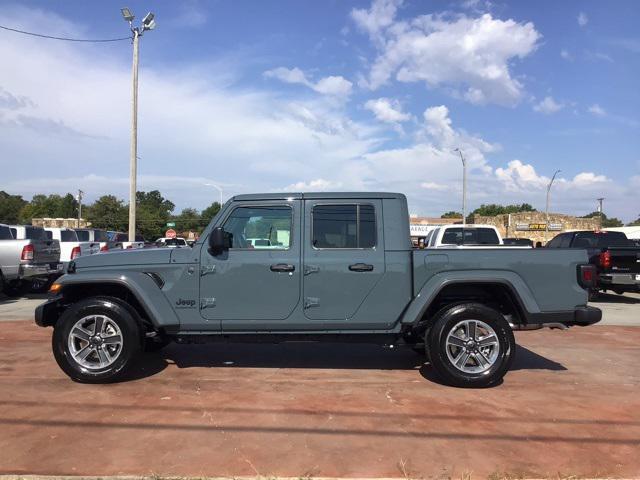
[54,271,180,329]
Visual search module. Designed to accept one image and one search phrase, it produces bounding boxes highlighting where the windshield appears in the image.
[441,227,500,245]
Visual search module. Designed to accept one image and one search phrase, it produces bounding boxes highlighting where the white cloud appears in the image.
[283,179,343,191]
[533,96,564,114]
[571,172,608,187]
[588,104,606,116]
[364,97,411,123]
[420,181,449,191]
[353,5,541,106]
[264,67,352,97]
[495,160,609,193]
[560,49,572,61]
[578,12,588,27]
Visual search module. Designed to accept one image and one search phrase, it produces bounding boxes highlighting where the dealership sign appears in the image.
[410,224,433,236]
[515,223,562,231]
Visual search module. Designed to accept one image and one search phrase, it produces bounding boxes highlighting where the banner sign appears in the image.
[515,223,562,231]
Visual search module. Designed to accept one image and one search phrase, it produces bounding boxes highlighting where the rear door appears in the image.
[200,201,302,329]
[302,200,385,322]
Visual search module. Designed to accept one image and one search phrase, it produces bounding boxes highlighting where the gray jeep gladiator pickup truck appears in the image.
[36,192,601,387]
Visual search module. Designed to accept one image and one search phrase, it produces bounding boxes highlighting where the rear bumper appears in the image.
[524,306,602,328]
[599,273,640,291]
[19,263,63,279]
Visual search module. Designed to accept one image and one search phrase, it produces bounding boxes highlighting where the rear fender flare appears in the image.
[400,270,540,326]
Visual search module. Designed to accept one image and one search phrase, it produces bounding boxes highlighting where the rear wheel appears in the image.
[427,303,515,388]
[3,280,29,297]
[52,296,141,383]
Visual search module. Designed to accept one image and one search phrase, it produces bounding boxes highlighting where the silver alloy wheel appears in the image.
[67,315,123,370]
[445,319,500,374]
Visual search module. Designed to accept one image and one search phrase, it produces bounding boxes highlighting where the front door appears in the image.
[199,201,301,328]
[302,200,385,322]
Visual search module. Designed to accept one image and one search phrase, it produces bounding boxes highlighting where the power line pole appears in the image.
[453,148,466,225]
[597,197,605,228]
[545,169,561,238]
[77,189,84,228]
[121,8,156,242]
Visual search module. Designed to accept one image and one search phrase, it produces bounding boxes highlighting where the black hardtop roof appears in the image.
[231,192,406,201]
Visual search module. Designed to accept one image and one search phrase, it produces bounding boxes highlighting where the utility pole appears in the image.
[77,190,84,228]
[597,197,605,228]
[453,148,467,225]
[121,8,156,242]
[545,169,561,237]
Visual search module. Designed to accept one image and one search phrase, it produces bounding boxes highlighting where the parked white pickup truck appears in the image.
[426,224,530,248]
[75,228,122,253]
[45,228,99,269]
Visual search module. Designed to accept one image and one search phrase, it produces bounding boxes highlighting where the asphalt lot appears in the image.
[0,292,638,477]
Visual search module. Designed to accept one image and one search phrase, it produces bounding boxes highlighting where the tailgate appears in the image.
[29,240,61,264]
[608,247,640,274]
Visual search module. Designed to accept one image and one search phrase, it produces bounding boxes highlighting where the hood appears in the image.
[74,248,173,269]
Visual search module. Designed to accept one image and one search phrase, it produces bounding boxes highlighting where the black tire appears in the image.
[427,303,515,388]
[2,280,29,297]
[52,296,142,383]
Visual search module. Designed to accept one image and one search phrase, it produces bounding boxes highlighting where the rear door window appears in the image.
[312,204,376,249]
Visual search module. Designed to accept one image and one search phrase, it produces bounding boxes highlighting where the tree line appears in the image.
[440,203,635,228]
[0,190,221,240]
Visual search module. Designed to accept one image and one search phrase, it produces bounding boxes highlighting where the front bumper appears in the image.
[19,262,64,279]
[35,295,63,327]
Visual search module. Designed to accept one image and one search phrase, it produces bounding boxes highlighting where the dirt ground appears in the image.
[0,321,638,479]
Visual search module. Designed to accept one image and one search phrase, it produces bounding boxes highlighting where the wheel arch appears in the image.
[48,272,180,331]
[401,273,538,332]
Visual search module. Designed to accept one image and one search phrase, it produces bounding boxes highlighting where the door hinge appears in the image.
[200,265,216,276]
[304,297,320,309]
[200,297,216,309]
[304,265,320,275]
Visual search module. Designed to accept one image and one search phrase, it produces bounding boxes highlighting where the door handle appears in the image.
[349,263,374,272]
[270,263,295,272]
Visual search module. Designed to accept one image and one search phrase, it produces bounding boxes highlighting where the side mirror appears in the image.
[208,227,232,255]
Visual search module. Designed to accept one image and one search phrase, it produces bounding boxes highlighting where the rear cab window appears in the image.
[0,226,13,240]
[25,227,47,240]
[572,232,631,248]
[311,204,376,249]
[441,227,500,245]
[76,230,90,241]
[60,230,78,242]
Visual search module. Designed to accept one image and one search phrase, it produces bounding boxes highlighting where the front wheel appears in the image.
[427,303,515,388]
[52,296,142,383]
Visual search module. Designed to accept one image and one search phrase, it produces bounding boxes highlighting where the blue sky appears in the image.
[0,0,638,220]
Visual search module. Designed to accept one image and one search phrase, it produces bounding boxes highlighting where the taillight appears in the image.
[578,264,597,289]
[70,246,81,260]
[126,245,133,249]
[100,245,109,252]
[21,244,34,261]
[599,251,611,269]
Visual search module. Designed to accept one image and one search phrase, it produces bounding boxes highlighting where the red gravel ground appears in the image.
[0,321,638,478]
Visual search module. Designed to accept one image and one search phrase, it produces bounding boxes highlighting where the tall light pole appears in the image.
[597,197,605,228]
[204,183,224,206]
[121,8,156,241]
[76,189,84,228]
[453,148,467,225]
[546,169,561,235]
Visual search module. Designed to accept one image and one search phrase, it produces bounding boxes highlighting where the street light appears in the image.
[204,183,224,206]
[122,7,156,242]
[545,169,561,236]
[597,197,605,228]
[453,148,467,226]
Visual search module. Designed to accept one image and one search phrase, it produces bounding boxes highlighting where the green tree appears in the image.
[581,211,624,228]
[628,215,640,226]
[174,207,202,231]
[201,201,222,224]
[135,190,176,239]
[86,195,128,231]
[441,211,462,218]
[58,193,78,218]
[0,191,27,224]
[472,203,537,217]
